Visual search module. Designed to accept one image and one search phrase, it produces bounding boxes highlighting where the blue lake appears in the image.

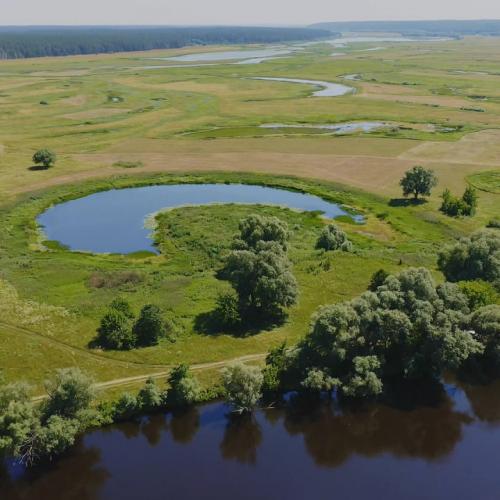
[37,184,362,254]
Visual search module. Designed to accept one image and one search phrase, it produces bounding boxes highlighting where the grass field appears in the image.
[0,36,498,396]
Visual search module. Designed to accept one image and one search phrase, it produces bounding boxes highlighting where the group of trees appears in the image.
[262,267,500,399]
[0,368,95,465]
[216,215,298,327]
[399,166,480,217]
[440,187,478,217]
[95,298,172,350]
[0,26,329,59]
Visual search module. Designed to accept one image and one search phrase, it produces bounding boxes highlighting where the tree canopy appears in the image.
[316,224,352,252]
[438,230,500,283]
[400,166,438,200]
[220,215,298,321]
[270,268,483,399]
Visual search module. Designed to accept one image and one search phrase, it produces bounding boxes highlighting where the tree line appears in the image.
[0,26,330,59]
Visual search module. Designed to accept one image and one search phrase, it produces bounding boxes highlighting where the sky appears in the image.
[1,0,500,26]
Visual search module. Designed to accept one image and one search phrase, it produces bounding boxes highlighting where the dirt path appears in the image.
[31,353,266,402]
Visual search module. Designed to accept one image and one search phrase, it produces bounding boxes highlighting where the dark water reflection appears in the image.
[3,380,500,500]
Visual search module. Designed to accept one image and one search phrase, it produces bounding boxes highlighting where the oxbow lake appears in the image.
[37,184,363,254]
[2,379,500,500]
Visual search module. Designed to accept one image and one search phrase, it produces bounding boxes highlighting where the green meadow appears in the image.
[0,36,498,395]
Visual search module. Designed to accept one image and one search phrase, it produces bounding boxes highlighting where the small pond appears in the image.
[251,77,354,97]
[37,184,362,254]
[260,121,386,134]
[3,379,500,500]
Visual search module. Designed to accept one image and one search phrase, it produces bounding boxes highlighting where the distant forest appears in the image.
[310,19,500,37]
[0,26,331,59]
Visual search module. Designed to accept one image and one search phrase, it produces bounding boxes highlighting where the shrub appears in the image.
[440,187,478,217]
[316,224,352,252]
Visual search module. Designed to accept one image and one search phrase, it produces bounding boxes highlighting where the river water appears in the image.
[2,379,500,500]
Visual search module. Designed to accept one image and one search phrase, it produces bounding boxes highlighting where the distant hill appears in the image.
[0,26,331,59]
[309,19,500,37]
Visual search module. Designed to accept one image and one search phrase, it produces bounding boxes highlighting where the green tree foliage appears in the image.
[96,299,136,350]
[368,269,390,291]
[459,280,498,310]
[462,186,479,215]
[1,369,95,465]
[213,290,241,329]
[166,364,201,407]
[282,268,482,399]
[113,393,139,421]
[137,378,162,411]
[32,149,56,168]
[133,304,167,347]
[96,308,135,350]
[301,368,339,394]
[234,214,289,251]
[316,224,353,252]
[0,383,37,458]
[400,166,438,199]
[222,363,263,413]
[438,230,500,283]
[109,297,135,319]
[470,305,500,367]
[440,186,478,217]
[221,216,298,320]
[43,368,95,419]
[0,26,329,59]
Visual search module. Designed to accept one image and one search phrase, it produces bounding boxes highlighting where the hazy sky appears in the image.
[1,0,500,26]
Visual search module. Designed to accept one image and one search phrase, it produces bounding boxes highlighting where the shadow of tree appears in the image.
[28,164,50,171]
[389,198,427,207]
[194,309,286,338]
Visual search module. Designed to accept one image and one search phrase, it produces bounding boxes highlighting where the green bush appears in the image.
[316,224,352,252]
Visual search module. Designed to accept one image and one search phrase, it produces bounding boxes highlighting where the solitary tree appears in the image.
[96,308,136,350]
[32,149,56,169]
[400,166,437,200]
[222,363,263,413]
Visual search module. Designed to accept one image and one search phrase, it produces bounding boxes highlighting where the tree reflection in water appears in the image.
[220,413,263,464]
[271,382,473,468]
[169,407,200,444]
[0,444,109,500]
